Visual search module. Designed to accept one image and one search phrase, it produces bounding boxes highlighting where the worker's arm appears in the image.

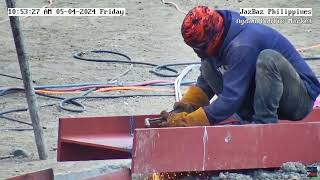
[172,63,215,113]
[162,46,258,127]
[204,46,258,124]
[195,71,215,99]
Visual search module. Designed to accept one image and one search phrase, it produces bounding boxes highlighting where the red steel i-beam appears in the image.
[57,114,158,161]
[58,109,320,174]
[132,121,320,173]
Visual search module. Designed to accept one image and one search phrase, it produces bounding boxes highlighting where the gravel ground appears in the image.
[1,0,320,179]
[210,162,310,180]
[144,162,316,179]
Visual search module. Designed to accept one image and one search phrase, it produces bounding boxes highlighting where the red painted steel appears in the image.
[57,114,157,161]
[84,168,131,180]
[58,109,320,161]
[298,108,320,122]
[132,121,320,173]
[7,169,54,180]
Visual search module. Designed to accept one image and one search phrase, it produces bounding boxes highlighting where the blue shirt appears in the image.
[196,10,320,124]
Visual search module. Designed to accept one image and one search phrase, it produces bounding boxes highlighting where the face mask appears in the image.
[193,48,209,59]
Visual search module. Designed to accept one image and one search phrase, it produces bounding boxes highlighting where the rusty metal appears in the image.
[84,168,131,180]
[7,169,54,180]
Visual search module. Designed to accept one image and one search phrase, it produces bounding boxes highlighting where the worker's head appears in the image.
[181,6,224,58]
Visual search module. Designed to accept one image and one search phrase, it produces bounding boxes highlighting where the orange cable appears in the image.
[297,44,320,52]
[36,86,174,95]
[96,86,174,93]
[36,90,83,95]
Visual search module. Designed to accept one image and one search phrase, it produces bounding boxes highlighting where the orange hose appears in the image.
[297,44,320,52]
[96,86,174,93]
[36,86,174,95]
[36,90,83,95]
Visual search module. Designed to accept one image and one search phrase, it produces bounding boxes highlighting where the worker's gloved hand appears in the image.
[160,107,210,127]
[178,86,210,110]
[172,101,196,113]
[158,86,209,127]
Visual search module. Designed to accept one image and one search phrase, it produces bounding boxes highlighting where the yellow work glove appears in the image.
[178,86,210,110]
[160,107,210,127]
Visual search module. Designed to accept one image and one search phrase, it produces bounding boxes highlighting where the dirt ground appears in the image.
[0,0,320,179]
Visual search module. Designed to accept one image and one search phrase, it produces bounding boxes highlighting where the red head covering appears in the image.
[181,6,224,57]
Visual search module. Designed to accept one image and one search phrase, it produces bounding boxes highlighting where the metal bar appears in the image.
[132,122,320,173]
[5,0,48,160]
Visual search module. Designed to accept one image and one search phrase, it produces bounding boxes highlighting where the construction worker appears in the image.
[161,6,320,126]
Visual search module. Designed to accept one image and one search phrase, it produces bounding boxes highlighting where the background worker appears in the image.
[161,6,320,126]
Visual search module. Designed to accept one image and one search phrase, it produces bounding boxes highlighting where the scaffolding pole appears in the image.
[5,0,48,160]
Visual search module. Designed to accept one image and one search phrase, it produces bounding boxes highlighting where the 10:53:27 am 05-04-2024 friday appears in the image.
[7,8,126,16]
